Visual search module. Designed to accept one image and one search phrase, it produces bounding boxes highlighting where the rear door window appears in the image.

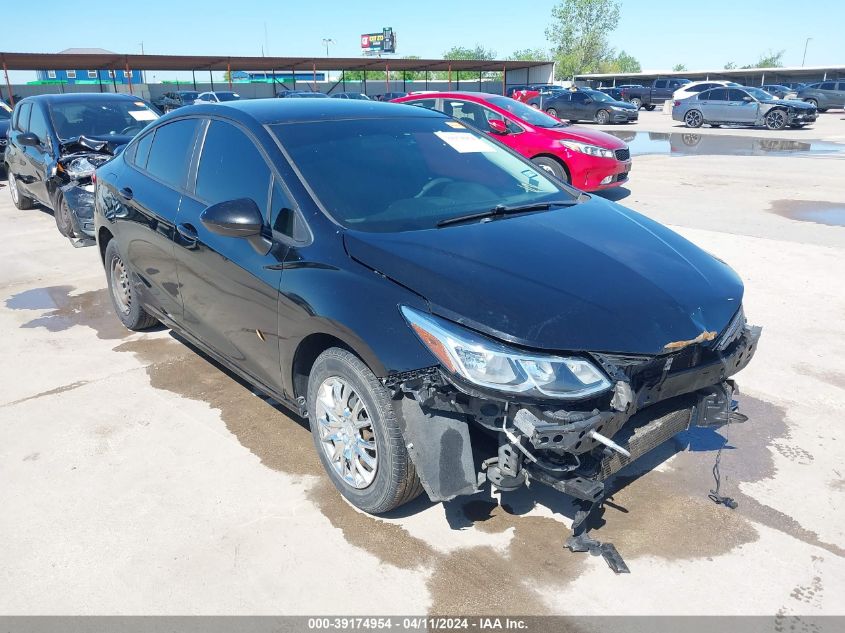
[837,83,845,91]
[703,88,728,101]
[194,119,271,213]
[144,118,200,189]
[654,80,666,89]
[820,82,835,90]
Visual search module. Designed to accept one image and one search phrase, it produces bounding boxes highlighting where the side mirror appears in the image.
[488,119,509,135]
[742,96,753,102]
[583,97,593,104]
[200,198,271,254]
[17,132,41,147]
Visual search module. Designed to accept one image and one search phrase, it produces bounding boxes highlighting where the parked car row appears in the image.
[3,95,762,554]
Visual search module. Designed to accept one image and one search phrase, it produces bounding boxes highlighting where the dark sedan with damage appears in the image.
[4,93,158,243]
[94,99,760,568]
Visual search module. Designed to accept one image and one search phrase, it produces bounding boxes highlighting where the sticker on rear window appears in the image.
[128,110,157,121]
[434,131,496,153]
[445,121,465,129]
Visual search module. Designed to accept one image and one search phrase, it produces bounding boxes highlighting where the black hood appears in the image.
[763,98,815,109]
[59,134,133,156]
[344,197,744,355]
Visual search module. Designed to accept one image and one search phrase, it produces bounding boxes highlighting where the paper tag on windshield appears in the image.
[434,131,496,153]
[128,110,157,121]
[445,121,465,129]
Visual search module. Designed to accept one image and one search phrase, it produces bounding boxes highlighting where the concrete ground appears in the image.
[1,109,844,618]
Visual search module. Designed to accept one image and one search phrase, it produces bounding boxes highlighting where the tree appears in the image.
[724,61,737,70]
[742,49,784,68]
[511,48,549,62]
[599,49,641,73]
[672,63,687,71]
[442,45,498,79]
[399,56,424,81]
[545,0,622,79]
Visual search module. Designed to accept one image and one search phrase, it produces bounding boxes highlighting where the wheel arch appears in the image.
[531,153,571,181]
[97,226,114,264]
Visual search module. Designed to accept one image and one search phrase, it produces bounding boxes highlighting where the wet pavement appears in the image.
[769,200,845,227]
[605,131,845,158]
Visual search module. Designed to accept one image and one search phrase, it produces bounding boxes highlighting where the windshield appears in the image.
[485,96,568,128]
[745,87,774,100]
[272,116,573,233]
[216,92,240,101]
[48,99,159,139]
[583,90,614,102]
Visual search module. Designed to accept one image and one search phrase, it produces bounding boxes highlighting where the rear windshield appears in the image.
[48,99,159,139]
[272,116,572,233]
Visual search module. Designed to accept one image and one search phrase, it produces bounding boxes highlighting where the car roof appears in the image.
[163,98,446,124]
[16,93,145,105]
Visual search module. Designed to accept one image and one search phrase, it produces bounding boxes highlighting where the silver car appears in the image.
[672,86,818,130]
[796,81,845,112]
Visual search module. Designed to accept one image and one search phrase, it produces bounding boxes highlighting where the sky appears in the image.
[3,0,843,83]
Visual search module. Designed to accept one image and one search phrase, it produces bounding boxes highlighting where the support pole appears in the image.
[479,70,482,92]
[192,70,197,90]
[448,64,452,90]
[342,69,346,92]
[425,69,429,91]
[126,61,133,95]
[363,69,367,95]
[385,63,390,91]
[210,69,214,91]
[227,61,232,90]
[98,70,104,93]
[112,69,118,92]
[312,62,317,91]
[502,65,506,96]
[3,61,15,106]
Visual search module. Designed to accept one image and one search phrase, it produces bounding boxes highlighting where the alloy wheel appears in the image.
[766,110,787,130]
[110,254,132,315]
[315,377,378,489]
[596,109,609,124]
[684,110,703,128]
[546,108,558,118]
[9,176,19,204]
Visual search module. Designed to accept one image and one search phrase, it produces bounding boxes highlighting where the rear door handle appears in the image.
[176,223,198,245]
[119,187,133,200]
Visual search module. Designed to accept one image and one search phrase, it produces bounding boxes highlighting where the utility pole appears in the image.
[322,38,335,57]
[802,37,812,67]
[138,42,146,84]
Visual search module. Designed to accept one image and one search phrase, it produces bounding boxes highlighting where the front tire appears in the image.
[104,240,158,331]
[8,174,35,210]
[307,348,423,514]
[595,109,610,124]
[684,109,704,128]
[54,195,77,237]
[531,156,569,183]
[765,109,787,130]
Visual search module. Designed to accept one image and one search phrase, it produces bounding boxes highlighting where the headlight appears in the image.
[558,140,615,159]
[62,155,109,180]
[401,306,612,399]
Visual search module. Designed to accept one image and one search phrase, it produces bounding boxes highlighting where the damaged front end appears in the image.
[52,137,119,245]
[385,305,761,572]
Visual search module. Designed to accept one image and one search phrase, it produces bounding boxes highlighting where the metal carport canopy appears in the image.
[0,51,551,73]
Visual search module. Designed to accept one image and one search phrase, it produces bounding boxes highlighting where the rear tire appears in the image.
[307,347,423,514]
[644,104,656,111]
[531,156,569,183]
[630,98,643,109]
[684,109,704,128]
[104,240,158,331]
[805,99,818,109]
[595,109,610,124]
[54,195,77,238]
[8,174,35,210]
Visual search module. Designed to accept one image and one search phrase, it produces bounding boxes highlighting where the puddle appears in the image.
[5,285,133,340]
[606,131,845,158]
[769,199,845,227]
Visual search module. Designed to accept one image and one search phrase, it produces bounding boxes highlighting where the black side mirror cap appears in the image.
[200,198,271,254]
[17,132,41,147]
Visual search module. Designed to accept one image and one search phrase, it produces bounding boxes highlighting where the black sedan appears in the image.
[533,89,638,124]
[93,99,760,535]
[4,93,158,241]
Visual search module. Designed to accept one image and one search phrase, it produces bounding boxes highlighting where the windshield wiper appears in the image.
[437,200,578,228]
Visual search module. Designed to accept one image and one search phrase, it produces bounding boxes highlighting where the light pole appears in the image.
[138,42,146,85]
[322,38,335,57]
[802,37,812,67]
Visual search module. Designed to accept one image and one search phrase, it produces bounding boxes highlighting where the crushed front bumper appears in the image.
[388,319,761,504]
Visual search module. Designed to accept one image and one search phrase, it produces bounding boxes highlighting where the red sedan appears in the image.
[393,92,631,191]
